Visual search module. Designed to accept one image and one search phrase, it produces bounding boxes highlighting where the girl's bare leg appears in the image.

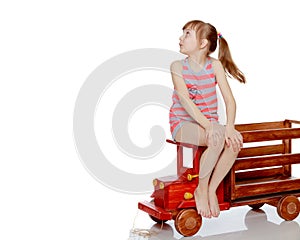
[208,145,239,217]
[175,122,225,218]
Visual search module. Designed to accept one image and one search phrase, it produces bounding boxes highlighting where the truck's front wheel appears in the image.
[175,208,202,237]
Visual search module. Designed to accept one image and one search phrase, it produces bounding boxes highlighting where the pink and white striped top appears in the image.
[169,57,219,139]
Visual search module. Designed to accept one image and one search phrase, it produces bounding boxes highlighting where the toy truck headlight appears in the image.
[153,179,158,187]
[184,192,194,200]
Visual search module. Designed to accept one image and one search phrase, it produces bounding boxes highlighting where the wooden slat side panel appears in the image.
[283,120,292,176]
[233,178,300,199]
[234,153,300,171]
[235,121,285,132]
[238,144,284,158]
[241,128,300,143]
[287,119,300,125]
[235,167,284,181]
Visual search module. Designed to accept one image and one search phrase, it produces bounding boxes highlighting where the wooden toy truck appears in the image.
[138,119,300,237]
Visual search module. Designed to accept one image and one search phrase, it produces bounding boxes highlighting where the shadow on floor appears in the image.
[130,208,300,240]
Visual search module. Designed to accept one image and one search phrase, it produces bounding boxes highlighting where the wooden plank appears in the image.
[233,178,300,199]
[231,191,300,207]
[238,144,284,158]
[236,167,284,181]
[283,120,292,176]
[241,128,300,143]
[287,119,300,125]
[235,121,285,132]
[234,153,300,171]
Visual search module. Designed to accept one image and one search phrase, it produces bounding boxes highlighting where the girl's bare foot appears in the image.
[194,187,211,218]
[208,190,220,217]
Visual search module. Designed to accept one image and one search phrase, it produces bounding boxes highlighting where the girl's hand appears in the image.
[225,125,243,152]
[205,122,225,147]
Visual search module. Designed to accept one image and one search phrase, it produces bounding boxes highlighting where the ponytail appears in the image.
[182,20,246,83]
[218,37,246,83]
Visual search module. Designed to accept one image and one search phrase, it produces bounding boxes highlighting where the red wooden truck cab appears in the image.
[138,119,300,237]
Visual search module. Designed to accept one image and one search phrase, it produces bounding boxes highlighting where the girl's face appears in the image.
[179,29,199,55]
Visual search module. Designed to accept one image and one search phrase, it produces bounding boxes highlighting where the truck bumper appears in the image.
[138,201,173,221]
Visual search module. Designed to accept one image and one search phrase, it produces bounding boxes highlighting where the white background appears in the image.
[1,0,300,239]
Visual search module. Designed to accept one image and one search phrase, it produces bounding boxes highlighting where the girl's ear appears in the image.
[200,39,209,49]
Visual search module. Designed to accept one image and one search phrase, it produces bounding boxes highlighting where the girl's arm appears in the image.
[170,60,211,130]
[213,59,243,150]
[213,59,236,126]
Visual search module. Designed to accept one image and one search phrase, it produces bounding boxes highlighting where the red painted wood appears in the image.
[138,201,172,220]
[177,200,230,211]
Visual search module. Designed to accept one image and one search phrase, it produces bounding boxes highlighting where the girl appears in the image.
[169,20,245,218]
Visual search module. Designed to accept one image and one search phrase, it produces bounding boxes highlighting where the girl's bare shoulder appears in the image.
[210,57,221,66]
[210,57,224,73]
[170,60,183,74]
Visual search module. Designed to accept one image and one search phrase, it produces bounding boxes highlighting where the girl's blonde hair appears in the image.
[183,20,246,83]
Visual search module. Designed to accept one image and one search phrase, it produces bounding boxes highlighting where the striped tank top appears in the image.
[169,57,219,139]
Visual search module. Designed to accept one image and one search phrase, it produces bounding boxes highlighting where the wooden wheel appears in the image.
[277,195,300,221]
[249,203,265,209]
[175,209,202,237]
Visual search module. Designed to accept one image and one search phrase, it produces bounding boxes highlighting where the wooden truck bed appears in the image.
[227,119,300,204]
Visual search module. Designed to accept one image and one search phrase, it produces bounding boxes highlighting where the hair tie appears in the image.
[217,32,223,39]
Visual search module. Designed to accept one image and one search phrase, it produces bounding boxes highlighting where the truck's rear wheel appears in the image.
[175,209,202,237]
[277,195,300,221]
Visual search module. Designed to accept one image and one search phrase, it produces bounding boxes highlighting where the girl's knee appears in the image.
[210,135,225,154]
[214,126,226,150]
